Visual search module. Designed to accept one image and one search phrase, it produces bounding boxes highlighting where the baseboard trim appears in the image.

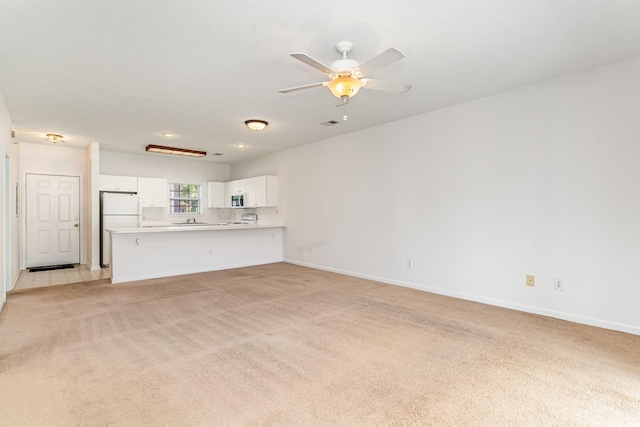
[85,262,101,272]
[284,259,640,336]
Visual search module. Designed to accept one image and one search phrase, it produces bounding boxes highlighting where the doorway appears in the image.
[25,174,80,268]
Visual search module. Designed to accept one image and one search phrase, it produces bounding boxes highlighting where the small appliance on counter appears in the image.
[240,213,258,224]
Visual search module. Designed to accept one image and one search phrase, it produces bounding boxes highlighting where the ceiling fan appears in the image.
[279,41,411,106]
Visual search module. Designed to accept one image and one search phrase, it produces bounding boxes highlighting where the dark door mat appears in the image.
[28,264,76,273]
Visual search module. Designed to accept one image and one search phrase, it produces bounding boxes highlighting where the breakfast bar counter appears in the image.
[107,224,285,283]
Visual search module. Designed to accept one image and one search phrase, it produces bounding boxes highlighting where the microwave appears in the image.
[231,194,244,207]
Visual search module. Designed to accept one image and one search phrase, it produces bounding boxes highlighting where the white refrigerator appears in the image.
[101,192,139,267]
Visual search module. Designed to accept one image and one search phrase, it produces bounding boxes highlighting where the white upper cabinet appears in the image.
[245,175,277,207]
[138,177,168,208]
[207,182,224,208]
[99,175,138,192]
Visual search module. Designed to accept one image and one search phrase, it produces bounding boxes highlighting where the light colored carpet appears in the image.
[1,263,638,426]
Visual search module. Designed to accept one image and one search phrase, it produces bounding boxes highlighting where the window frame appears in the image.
[169,182,202,215]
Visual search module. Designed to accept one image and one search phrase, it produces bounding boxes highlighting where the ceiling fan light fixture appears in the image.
[245,120,268,131]
[145,144,206,157]
[46,133,64,143]
[327,76,363,99]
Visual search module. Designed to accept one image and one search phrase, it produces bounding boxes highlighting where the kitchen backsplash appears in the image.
[140,206,282,226]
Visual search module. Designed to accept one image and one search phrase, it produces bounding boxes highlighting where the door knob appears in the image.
[74,224,79,228]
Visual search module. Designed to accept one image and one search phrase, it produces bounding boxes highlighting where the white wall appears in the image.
[10,142,19,289]
[0,92,11,310]
[87,142,100,269]
[100,150,231,223]
[232,56,640,335]
[0,92,20,308]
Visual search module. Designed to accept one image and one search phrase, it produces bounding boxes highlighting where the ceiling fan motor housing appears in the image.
[329,59,360,76]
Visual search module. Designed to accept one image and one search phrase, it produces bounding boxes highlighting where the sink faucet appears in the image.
[186,217,196,224]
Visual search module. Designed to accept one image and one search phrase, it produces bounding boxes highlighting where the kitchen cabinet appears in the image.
[223,179,247,208]
[207,182,224,208]
[138,177,168,207]
[99,174,138,192]
[245,175,278,207]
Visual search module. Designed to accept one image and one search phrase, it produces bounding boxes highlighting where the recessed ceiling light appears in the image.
[161,132,174,137]
[235,144,247,149]
[211,153,224,156]
[146,144,206,157]
[244,120,268,131]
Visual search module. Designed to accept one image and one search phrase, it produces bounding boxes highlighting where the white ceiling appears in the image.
[2,1,640,164]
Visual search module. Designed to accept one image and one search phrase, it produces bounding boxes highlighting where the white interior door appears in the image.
[26,174,80,267]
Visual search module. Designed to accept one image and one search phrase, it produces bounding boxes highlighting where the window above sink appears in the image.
[169,183,201,214]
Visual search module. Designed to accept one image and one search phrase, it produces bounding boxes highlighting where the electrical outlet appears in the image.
[526,275,535,287]
[554,278,564,291]
[308,247,312,254]
[209,250,212,256]
[406,259,413,269]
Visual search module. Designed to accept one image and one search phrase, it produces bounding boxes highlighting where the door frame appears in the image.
[21,172,84,269]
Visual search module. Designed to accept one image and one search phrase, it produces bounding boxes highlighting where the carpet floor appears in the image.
[1,263,639,426]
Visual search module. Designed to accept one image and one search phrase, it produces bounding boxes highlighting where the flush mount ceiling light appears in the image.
[145,144,206,157]
[244,120,268,131]
[46,133,64,144]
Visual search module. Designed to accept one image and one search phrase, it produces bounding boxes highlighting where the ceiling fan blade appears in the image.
[291,53,336,74]
[356,48,405,76]
[361,78,411,93]
[278,82,327,93]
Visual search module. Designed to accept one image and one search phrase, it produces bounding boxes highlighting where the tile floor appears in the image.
[12,265,110,291]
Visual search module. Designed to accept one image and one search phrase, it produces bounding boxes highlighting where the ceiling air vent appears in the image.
[321,120,339,126]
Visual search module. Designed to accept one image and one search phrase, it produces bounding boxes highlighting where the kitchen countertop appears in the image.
[108,223,285,234]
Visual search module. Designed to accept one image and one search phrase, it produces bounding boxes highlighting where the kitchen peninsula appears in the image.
[107,224,284,283]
